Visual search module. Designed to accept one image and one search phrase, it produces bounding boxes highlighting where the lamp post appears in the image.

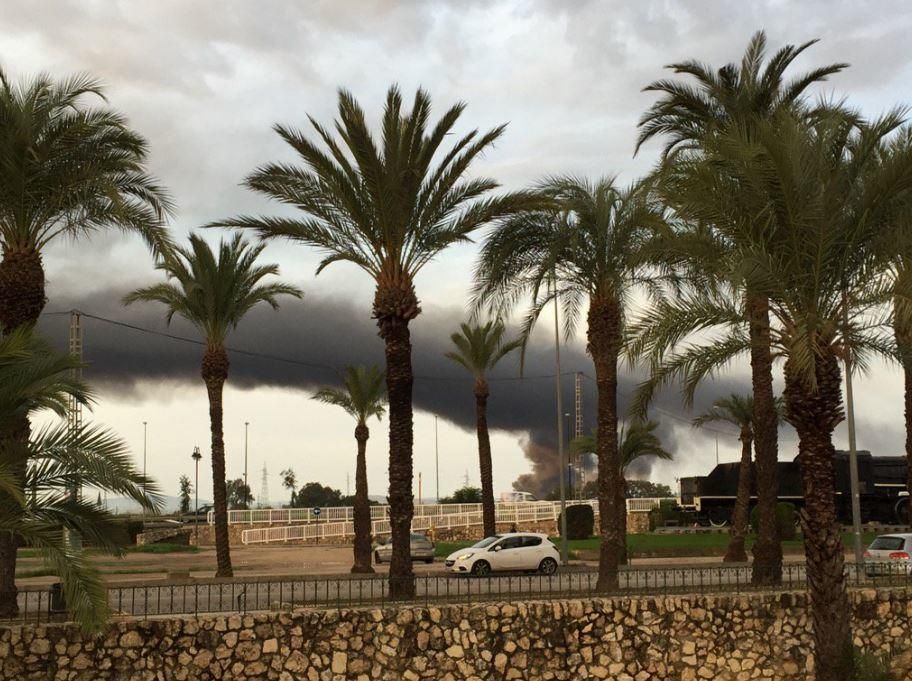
[192,446,202,545]
[552,278,568,565]
[244,422,250,509]
[435,416,440,504]
[564,412,572,498]
[142,421,148,522]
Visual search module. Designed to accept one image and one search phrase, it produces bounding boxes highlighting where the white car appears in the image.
[445,532,560,576]
[864,533,912,576]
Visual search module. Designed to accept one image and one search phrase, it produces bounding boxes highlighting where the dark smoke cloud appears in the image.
[37,287,748,493]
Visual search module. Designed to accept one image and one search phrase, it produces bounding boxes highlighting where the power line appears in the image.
[42,309,586,383]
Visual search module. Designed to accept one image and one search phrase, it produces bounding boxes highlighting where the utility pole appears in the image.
[435,416,440,503]
[244,422,250,508]
[67,311,84,550]
[552,279,568,565]
[843,290,864,565]
[192,446,202,545]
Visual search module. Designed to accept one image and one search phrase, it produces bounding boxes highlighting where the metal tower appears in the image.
[259,464,270,509]
[67,311,83,436]
[573,372,584,439]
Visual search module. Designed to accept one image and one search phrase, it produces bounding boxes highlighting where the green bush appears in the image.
[749,502,798,541]
[850,647,893,681]
[649,499,684,531]
[558,504,594,540]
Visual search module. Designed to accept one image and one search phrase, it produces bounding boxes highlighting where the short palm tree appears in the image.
[125,234,301,578]
[445,320,521,537]
[634,31,847,585]
[571,419,672,563]
[667,107,912,681]
[313,365,386,573]
[0,329,159,626]
[475,176,669,590]
[217,86,534,596]
[693,394,784,563]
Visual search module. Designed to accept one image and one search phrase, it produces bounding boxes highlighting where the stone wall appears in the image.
[4,589,911,680]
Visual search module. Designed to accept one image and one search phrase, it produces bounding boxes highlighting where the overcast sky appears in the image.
[5,1,912,507]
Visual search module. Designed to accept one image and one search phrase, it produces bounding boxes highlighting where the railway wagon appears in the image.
[678,451,909,526]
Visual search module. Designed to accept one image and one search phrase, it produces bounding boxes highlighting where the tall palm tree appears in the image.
[635,31,847,585]
[313,365,386,573]
[693,394,784,563]
[0,66,171,613]
[571,419,672,562]
[475,176,669,590]
[0,329,159,626]
[665,107,912,681]
[445,320,521,537]
[125,234,301,578]
[216,86,534,596]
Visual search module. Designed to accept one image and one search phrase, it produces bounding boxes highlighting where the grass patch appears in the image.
[434,532,879,560]
[126,543,200,554]
[15,567,58,578]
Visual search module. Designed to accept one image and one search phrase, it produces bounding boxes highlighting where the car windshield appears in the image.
[471,535,502,549]
[870,536,906,551]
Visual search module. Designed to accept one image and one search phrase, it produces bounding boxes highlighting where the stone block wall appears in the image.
[3,589,911,680]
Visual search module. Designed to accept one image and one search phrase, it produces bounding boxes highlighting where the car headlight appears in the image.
[456,553,474,561]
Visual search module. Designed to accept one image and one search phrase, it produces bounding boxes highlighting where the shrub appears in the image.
[558,504,594,539]
[850,647,893,681]
[749,502,798,541]
[649,499,684,531]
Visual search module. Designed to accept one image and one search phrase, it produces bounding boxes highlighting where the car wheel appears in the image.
[471,560,491,577]
[538,558,558,575]
[374,551,382,565]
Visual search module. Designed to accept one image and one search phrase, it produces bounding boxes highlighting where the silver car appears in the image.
[373,533,435,564]
[864,533,912,577]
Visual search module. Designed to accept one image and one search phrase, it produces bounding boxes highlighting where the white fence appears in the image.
[238,498,673,545]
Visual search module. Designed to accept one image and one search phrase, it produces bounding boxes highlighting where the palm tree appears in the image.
[634,31,847,585]
[280,468,297,506]
[0,66,172,332]
[664,107,912,681]
[445,320,521,537]
[216,86,535,596]
[475,176,669,590]
[125,234,301,578]
[313,365,386,573]
[571,419,672,562]
[0,66,171,613]
[0,329,159,626]
[693,394,784,563]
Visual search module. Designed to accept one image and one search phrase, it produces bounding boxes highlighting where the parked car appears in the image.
[181,504,214,524]
[445,533,559,576]
[864,533,912,576]
[373,533,435,564]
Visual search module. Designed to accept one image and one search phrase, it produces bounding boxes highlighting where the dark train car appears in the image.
[679,451,909,526]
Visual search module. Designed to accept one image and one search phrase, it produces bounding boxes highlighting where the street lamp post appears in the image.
[142,421,148,522]
[435,416,440,504]
[564,412,572,498]
[552,278,568,565]
[192,446,202,545]
[244,422,249,509]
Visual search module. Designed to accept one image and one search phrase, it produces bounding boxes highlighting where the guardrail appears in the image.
[239,499,675,545]
[5,563,909,626]
[218,498,673,527]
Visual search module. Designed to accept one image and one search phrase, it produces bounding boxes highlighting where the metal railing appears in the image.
[238,499,672,545]
[5,562,909,626]
[216,499,674,526]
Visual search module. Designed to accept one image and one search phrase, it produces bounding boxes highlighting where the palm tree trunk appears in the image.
[474,380,496,538]
[616,476,627,565]
[202,346,232,579]
[374,278,419,599]
[784,350,851,681]
[747,293,782,585]
[351,424,374,574]
[0,248,46,616]
[897,321,912,501]
[588,295,622,592]
[724,430,752,563]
